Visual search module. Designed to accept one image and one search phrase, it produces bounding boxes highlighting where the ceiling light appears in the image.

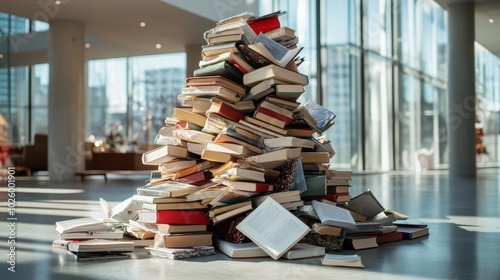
[489,18,494,24]
[0,54,3,59]
[85,43,91,48]
[55,0,61,5]
[155,44,162,49]
[140,22,146,27]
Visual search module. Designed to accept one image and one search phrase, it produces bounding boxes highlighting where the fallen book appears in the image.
[214,237,269,259]
[282,243,326,260]
[321,253,364,268]
[66,250,130,261]
[147,245,216,260]
[66,239,135,253]
[154,232,213,248]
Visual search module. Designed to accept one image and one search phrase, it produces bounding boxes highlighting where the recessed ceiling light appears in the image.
[55,0,61,5]
[0,54,4,59]
[85,43,91,48]
[489,18,494,23]
[140,22,146,27]
[155,44,162,49]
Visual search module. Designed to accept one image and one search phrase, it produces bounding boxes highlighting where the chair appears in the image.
[23,134,48,174]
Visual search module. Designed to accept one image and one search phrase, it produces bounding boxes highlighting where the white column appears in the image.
[48,20,85,181]
[447,2,476,177]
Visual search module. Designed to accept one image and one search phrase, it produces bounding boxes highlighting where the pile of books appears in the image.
[52,217,135,261]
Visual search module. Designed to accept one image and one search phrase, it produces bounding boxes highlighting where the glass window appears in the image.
[324,0,360,46]
[397,0,419,68]
[129,53,186,145]
[365,55,392,171]
[87,58,128,140]
[31,64,49,139]
[365,0,392,57]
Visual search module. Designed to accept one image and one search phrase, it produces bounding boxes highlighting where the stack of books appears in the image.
[53,217,134,261]
[133,181,215,256]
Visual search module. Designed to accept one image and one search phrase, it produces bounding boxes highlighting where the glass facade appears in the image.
[1,2,499,171]
[261,0,499,171]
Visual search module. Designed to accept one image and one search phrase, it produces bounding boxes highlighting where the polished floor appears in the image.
[0,168,499,280]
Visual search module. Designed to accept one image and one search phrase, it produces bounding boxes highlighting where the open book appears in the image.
[312,200,357,230]
[236,197,310,260]
[248,33,303,68]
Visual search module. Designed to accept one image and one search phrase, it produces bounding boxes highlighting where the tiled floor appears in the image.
[1,169,499,280]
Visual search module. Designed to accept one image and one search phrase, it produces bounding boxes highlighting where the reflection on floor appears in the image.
[1,169,499,280]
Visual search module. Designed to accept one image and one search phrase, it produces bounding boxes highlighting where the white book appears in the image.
[55,217,109,234]
[214,237,269,259]
[322,254,365,268]
[312,200,357,230]
[236,197,310,260]
[282,243,326,260]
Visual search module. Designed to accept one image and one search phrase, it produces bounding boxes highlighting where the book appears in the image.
[199,52,254,73]
[216,165,279,183]
[246,147,301,164]
[221,180,274,193]
[236,197,310,260]
[162,160,220,180]
[133,195,188,204]
[392,218,428,228]
[208,200,252,217]
[59,229,125,240]
[222,127,260,148]
[137,210,211,225]
[211,214,247,243]
[211,97,255,114]
[201,149,234,163]
[214,238,269,258]
[172,129,215,144]
[248,33,303,68]
[147,245,215,260]
[186,142,204,155]
[243,64,309,87]
[141,201,208,211]
[311,200,357,230]
[300,152,331,164]
[327,185,350,194]
[194,60,243,84]
[214,131,263,154]
[301,175,327,197]
[258,100,294,120]
[156,224,207,234]
[294,101,336,134]
[137,181,200,198]
[180,85,243,103]
[206,101,246,122]
[310,223,344,237]
[185,184,227,202]
[265,94,300,111]
[176,171,213,186]
[158,159,197,173]
[375,231,404,244]
[251,190,302,207]
[264,26,295,41]
[398,226,430,240]
[242,117,287,136]
[66,251,130,261]
[282,243,326,259]
[242,78,285,101]
[274,84,305,99]
[141,145,188,166]
[66,239,135,253]
[172,108,208,128]
[205,142,256,158]
[154,232,213,248]
[321,254,365,268]
[248,12,282,34]
[201,41,239,58]
[185,76,247,96]
[254,110,288,129]
[212,203,253,224]
[285,127,314,137]
[342,236,378,250]
[344,190,385,220]
[55,217,109,234]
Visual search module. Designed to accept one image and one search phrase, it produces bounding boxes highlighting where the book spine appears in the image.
[256,107,293,124]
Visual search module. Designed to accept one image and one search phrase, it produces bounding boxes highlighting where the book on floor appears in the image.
[321,254,365,268]
[66,239,135,253]
[55,217,110,234]
[282,243,326,260]
[236,197,310,260]
[214,237,269,259]
[342,236,378,250]
[154,232,213,248]
[311,200,357,230]
[147,246,216,260]
[397,226,430,240]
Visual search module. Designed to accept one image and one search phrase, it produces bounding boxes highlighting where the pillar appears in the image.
[48,20,85,181]
[447,2,476,177]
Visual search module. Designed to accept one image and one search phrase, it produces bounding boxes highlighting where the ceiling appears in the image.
[435,0,500,56]
[0,0,498,67]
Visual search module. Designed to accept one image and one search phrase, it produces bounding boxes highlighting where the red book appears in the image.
[137,210,210,225]
[207,101,246,122]
[255,106,293,124]
[248,16,281,34]
[176,171,213,186]
[221,180,273,193]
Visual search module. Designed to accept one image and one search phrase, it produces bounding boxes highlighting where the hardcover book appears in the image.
[137,210,211,225]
